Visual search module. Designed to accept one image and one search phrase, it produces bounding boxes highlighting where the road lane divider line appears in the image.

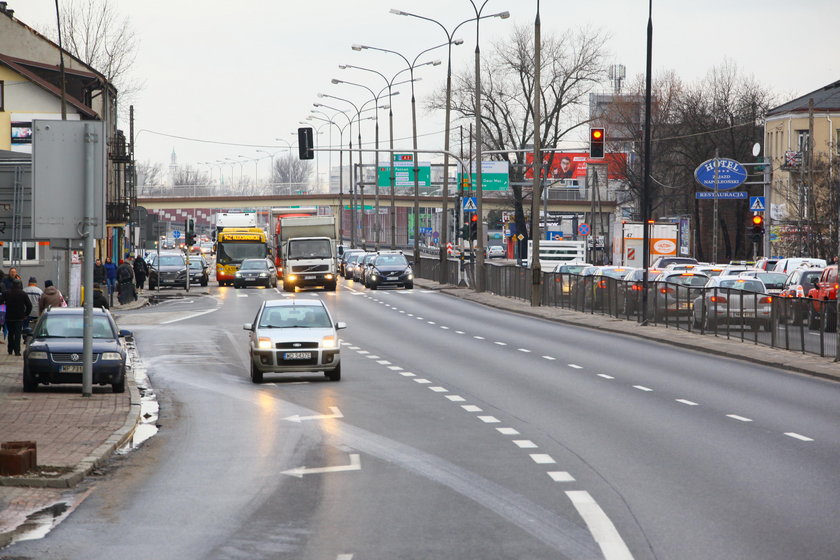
[161,307,220,324]
[549,471,576,482]
[462,405,483,412]
[399,372,416,377]
[518,348,531,353]
[784,432,814,442]
[530,454,556,464]
[597,374,615,380]
[566,490,634,560]
[478,416,500,423]
[497,427,520,435]
[446,395,466,402]
[513,440,538,448]
[726,414,753,422]
[542,356,556,360]
[387,366,403,371]
[633,385,653,392]
[429,386,448,392]
[413,378,432,384]
[377,360,391,365]
[676,399,699,406]
[494,341,507,346]
[568,364,583,369]
[456,330,465,334]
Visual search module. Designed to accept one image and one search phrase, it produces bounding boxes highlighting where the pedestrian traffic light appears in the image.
[751,214,764,242]
[298,127,314,160]
[469,214,479,241]
[589,127,605,159]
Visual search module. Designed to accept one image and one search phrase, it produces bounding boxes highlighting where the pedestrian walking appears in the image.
[92,283,109,309]
[117,259,136,304]
[1,267,20,293]
[1,279,32,356]
[104,257,117,295]
[94,258,107,286]
[38,280,66,315]
[133,254,148,290]
[23,277,43,329]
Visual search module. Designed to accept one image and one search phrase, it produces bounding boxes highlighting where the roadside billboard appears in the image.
[524,152,627,183]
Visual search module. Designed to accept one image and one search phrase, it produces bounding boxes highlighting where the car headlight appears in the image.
[321,335,338,349]
[101,352,123,361]
[407,273,414,280]
[371,274,378,280]
[28,351,48,360]
[325,274,334,280]
[235,271,243,277]
[257,337,273,350]
[259,272,268,277]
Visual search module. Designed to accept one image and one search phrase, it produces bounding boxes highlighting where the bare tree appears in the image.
[271,153,312,194]
[428,24,608,247]
[136,161,164,196]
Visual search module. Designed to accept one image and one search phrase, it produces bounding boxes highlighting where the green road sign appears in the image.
[458,160,510,191]
[377,154,431,188]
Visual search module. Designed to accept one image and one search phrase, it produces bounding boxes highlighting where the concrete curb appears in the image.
[415,279,840,382]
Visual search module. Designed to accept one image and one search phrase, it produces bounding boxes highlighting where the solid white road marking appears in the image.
[633,385,653,392]
[785,432,814,442]
[478,416,500,423]
[549,471,576,482]
[462,405,483,412]
[161,307,220,324]
[727,414,753,422]
[513,440,538,448]
[566,490,634,560]
[568,364,583,369]
[446,395,466,402]
[284,406,344,423]
[597,374,615,380]
[497,427,520,435]
[530,454,556,464]
[282,454,361,478]
[676,399,699,406]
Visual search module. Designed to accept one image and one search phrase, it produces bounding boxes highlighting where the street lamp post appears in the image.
[256,149,277,194]
[352,42,445,268]
[225,157,243,188]
[390,8,506,285]
[238,154,259,191]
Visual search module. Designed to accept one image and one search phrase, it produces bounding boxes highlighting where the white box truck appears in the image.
[524,240,587,270]
[613,222,679,267]
[278,216,339,292]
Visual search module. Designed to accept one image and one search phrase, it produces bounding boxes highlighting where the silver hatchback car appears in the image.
[243,299,346,383]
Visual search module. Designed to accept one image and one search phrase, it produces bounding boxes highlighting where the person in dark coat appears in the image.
[2,279,32,356]
[116,259,136,305]
[92,283,109,310]
[94,258,107,286]
[38,280,66,315]
[133,255,148,290]
[104,257,118,295]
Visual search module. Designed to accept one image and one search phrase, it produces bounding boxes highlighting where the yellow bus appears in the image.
[215,227,268,286]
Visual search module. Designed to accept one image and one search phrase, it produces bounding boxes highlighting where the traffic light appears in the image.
[186,218,196,246]
[298,127,314,160]
[751,214,765,242]
[469,214,479,242]
[589,127,605,159]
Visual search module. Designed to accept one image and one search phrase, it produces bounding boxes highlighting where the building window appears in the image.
[0,80,4,111]
[797,130,810,153]
[836,129,840,156]
[1,241,40,265]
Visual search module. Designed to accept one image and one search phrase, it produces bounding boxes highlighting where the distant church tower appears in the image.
[169,149,178,188]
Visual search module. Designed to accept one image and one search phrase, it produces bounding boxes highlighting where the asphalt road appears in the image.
[6,279,840,559]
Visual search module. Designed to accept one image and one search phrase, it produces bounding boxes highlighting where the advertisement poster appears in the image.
[524,152,627,183]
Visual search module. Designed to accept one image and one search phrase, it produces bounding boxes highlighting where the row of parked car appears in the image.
[339,249,415,290]
[548,255,838,332]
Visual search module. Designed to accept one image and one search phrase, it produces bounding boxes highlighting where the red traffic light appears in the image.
[470,214,479,222]
[589,127,605,159]
[751,215,764,226]
[591,129,603,140]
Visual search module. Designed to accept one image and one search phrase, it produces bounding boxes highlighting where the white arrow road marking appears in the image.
[284,406,344,423]
[282,453,361,478]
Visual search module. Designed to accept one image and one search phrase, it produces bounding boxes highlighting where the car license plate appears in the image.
[304,275,316,280]
[283,352,311,360]
[60,365,83,373]
[387,276,398,280]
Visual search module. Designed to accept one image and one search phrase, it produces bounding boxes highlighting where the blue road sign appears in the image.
[546,231,564,241]
[173,230,181,239]
[749,196,766,212]
[694,158,748,190]
[463,197,477,212]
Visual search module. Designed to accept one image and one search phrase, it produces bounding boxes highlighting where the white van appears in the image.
[772,258,827,274]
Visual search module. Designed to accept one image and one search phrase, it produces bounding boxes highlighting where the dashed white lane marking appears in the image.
[366,355,380,359]
[597,374,615,380]
[566,490,634,560]
[446,395,466,402]
[497,427,520,435]
[633,385,653,392]
[407,313,414,317]
[785,432,814,442]
[416,317,424,320]
[357,350,369,355]
[542,355,556,360]
[456,330,465,334]
[440,326,450,330]
[478,416,500,423]
[676,399,699,406]
[399,372,416,377]
[727,414,753,422]
[474,336,485,340]
[518,348,530,353]
[387,366,403,371]
[399,310,406,313]
[530,454,556,464]
[494,341,507,346]
[337,554,354,560]
[513,440,538,448]
[568,364,583,369]
[377,360,391,365]
[549,471,576,482]
[427,321,436,325]
[237,293,248,298]
[414,378,432,384]
[462,405,483,412]
[429,386,448,392]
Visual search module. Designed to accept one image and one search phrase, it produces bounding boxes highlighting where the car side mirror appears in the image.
[243,323,253,331]
[118,329,133,338]
[335,322,347,330]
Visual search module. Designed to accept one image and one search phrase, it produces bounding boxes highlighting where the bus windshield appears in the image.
[217,242,267,264]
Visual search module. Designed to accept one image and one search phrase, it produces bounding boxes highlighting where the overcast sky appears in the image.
[10,0,840,187]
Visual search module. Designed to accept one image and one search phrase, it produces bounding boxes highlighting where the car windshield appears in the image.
[718,279,765,293]
[754,273,786,289]
[259,306,332,328]
[34,315,115,339]
[556,265,587,274]
[666,274,708,287]
[375,255,408,267]
[287,239,332,259]
[158,255,185,267]
[241,260,268,271]
[601,268,630,279]
[189,260,204,270]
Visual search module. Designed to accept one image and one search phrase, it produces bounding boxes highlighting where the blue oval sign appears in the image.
[694,158,747,190]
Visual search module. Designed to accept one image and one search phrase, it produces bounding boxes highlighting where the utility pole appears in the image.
[529,0,542,307]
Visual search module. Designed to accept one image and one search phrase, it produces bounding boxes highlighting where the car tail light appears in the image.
[597,280,607,289]
[659,287,674,294]
[710,295,727,303]
[759,296,773,304]
[631,284,643,292]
